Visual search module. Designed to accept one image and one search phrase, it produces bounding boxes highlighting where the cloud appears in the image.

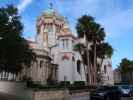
[98,7,133,38]
[17,0,32,13]
[54,0,120,33]
[54,0,133,39]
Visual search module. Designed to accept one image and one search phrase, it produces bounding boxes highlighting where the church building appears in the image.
[0,5,114,86]
[25,6,86,84]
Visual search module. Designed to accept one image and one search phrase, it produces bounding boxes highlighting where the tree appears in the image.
[76,15,106,84]
[96,42,113,84]
[119,58,133,74]
[91,24,105,84]
[0,5,35,74]
[118,58,133,83]
[97,42,113,67]
[73,43,88,80]
[76,15,95,84]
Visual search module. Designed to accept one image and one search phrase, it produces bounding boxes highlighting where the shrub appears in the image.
[73,81,85,87]
[22,75,31,82]
[60,81,71,87]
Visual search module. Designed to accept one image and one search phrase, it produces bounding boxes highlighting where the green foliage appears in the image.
[0,5,35,73]
[73,43,85,53]
[73,81,85,87]
[70,85,97,91]
[75,15,113,84]
[60,81,71,87]
[73,43,88,66]
[76,15,94,38]
[119,58,133,73]
[75,15,107,66]
[97,42,114,58]
[114,82,129,85]
[26,81,97,91]
[27,81,69,89]
[76,15,105,43]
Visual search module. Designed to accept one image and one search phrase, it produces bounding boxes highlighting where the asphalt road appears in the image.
[0,92,22,100]
[0,81,132,100]
[0,81,32,100]
[70,94,133,100]
[0,92,132,100]
[122,97,133,100]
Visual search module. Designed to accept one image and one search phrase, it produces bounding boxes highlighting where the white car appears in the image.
[118,85,132,97]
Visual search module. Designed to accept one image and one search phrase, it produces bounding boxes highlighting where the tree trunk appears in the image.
[83,64,87,82]
[93,41,97,85]
[86,39,91,85]
[98,57,104,85]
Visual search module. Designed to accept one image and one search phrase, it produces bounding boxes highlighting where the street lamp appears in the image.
[48,44,58,63]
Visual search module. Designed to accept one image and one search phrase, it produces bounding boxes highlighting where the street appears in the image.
[70,94,133,100]
[121,97,133,100]
[0,81,32,100]
[0,92,21,100]
[0,81,132,100]
[0,91,132,100]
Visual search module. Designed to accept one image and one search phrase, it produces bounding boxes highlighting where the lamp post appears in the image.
[64,76,67,90]
[48,44,58,63]
[64,75,69,100]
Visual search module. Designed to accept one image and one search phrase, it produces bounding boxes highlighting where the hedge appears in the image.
[26,81,97,91]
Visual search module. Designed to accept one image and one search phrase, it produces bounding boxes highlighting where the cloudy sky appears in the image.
[0,0,133,69]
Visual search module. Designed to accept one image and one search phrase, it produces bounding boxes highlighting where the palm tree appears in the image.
[118,58,133,83]
[76,15,94,84]
[76,15,106,85]
[96,42,113,84]
[97,42,113,68]
[73,43,88,81]
[90,23,105,85]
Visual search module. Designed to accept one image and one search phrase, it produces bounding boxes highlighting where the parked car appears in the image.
[129,85,133,96]
[90,86,121,100]
[118,85,132,97]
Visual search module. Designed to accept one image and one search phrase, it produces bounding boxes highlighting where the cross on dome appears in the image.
[49,0,53,9]
[50,2,53,9]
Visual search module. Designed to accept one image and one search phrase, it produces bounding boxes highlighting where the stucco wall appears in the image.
[101,58,114,85]
[33,90,69,100]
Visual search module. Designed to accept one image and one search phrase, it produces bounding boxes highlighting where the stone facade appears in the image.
[36,7,86,83]
[99,57,114,85]
[23,40,58,84]
[113,68,121,84]
[0,6,114,86]
[33,90,69,100]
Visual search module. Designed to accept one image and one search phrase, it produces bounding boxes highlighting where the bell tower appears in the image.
[36,2,65,49]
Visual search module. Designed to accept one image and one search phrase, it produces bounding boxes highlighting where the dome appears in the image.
[43,8,64,20]
[63,23,69,29]
[43,9,55,16]
[62,23,70,33]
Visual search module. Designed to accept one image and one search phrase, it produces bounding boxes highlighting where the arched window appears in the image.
[40,60,43,68]
[97,64,100,72]
[66,39,68,48]
[104,65,107,74]
[48,24,53,33]
[62,39,69,48]
[72,56,75,62]
[108,63,112,67]
[77,60,81,73]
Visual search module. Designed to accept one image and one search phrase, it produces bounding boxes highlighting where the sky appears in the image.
[0,0,133,69]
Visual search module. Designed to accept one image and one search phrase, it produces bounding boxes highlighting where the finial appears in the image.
[50,2,53,9]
